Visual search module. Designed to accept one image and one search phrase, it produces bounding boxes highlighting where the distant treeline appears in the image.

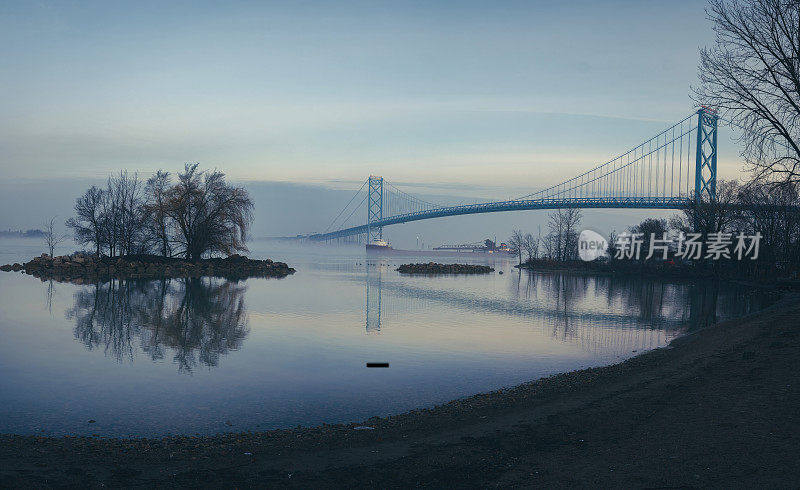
[0,229,45,238]
[66,164,253,261]
[508,180,800,279]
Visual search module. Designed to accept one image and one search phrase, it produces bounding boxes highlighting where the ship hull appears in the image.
[365,244,393,251]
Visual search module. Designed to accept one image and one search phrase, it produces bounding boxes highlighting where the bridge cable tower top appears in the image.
[695,107,718,202]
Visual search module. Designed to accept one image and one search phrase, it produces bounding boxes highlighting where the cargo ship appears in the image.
[365,239,393,251]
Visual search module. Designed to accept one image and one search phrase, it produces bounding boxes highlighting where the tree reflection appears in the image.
[67,277,248,372]
[45,279,55,314]
[508,269,761,334]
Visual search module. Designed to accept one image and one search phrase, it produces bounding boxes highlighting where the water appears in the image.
[0,239,778,437]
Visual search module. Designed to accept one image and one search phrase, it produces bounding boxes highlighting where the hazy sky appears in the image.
[2,1,728,182]
[0,0,745,241]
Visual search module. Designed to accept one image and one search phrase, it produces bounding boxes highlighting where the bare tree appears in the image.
[629,218,669,259]
[508,229,525,265]
[736,180,800,267]
[68,165,254,261]
[547,208,583,261]
[166,163,254,261]
[670,179,741,237]
[66,174,145,258]
[607,230,619,259]
[561,208,583,261]
[694,0,800,185]
[107,171,147,256]
[66,186,106,256]
[547,210,564,261]
[144,170,173,257]
[522,233,538,262]
[43,216,66,257]
[542,233,557,260]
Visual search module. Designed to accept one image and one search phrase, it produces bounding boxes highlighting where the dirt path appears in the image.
[2,296,799,488]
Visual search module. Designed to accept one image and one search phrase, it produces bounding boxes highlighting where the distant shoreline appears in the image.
[514,259,800,288]
[0,231,45,239]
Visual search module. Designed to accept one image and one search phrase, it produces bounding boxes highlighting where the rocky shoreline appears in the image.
[0,253,295,282]
[397,262,495,274]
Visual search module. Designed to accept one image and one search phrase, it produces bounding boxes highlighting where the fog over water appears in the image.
[0,178,671,250]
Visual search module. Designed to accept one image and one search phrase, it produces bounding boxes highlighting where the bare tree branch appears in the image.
[693,0,800,185]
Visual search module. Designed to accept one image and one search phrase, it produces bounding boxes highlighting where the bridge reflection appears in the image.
[365,266,382,333]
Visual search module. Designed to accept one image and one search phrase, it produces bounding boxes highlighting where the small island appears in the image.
[397,262,495,274]
[0,253,294,283]
[0,165,295,283]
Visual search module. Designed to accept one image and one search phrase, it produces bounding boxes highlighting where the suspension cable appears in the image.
[323,179,368,233]
[513,113,696,201]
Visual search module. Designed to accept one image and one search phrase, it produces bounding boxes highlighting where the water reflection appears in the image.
[63,264,775,373]
[66,277,248,372]
[363,262,776,354]
[1,249,783,437]
[44,279,56,314]
[510,270,755,331]
[365,266,382,333]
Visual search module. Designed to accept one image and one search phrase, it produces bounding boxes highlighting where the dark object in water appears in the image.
[366,362,390,368]
[396,263,494,274]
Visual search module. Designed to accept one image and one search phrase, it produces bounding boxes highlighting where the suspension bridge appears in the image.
[309,108,720,243]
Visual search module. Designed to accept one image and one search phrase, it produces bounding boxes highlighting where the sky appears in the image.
[0,0,747,245]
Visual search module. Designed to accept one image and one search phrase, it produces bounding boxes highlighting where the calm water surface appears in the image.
[0,239,778,437]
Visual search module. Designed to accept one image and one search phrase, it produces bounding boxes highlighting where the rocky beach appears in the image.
[2,293,798,488]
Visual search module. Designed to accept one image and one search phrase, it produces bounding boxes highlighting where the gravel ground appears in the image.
[2,295,799,488]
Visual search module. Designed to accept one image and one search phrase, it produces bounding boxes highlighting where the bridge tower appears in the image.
[694,107,718,202]
[367,175,383,243]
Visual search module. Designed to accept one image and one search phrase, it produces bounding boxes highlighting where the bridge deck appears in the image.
[309,196,693,241]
